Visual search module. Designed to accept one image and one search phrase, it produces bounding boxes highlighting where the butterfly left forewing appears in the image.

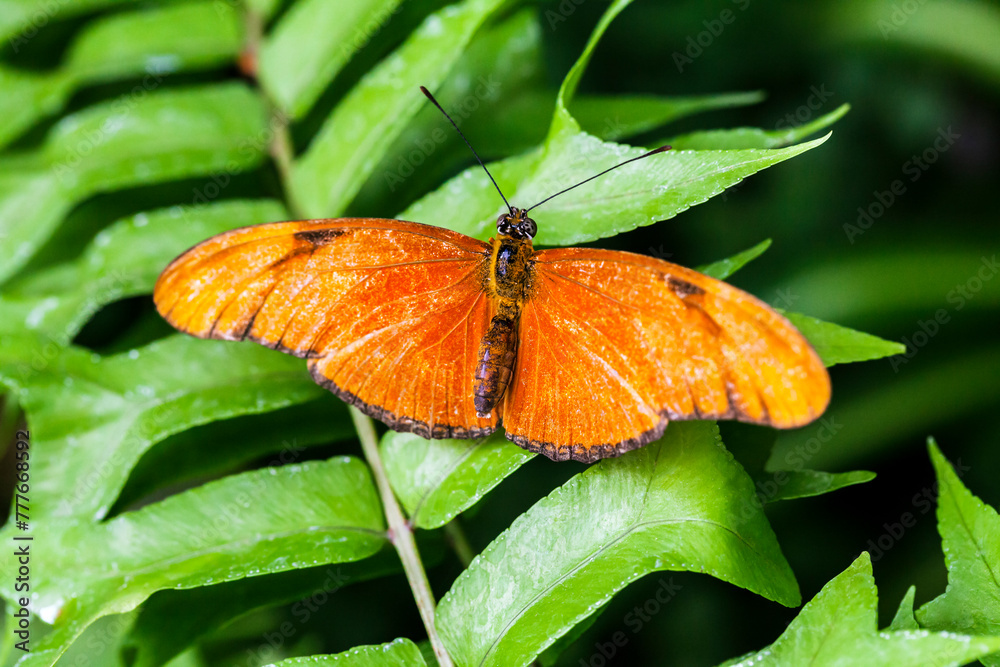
[154,218,498,439]
[502,247,830,462]
[307,273,497,439]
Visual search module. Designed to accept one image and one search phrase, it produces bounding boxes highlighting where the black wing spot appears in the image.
[667,275,706,298]
[294,229,349,246]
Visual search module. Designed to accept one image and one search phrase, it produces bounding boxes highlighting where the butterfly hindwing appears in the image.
[154,218,498,438]
[502,247,830,462]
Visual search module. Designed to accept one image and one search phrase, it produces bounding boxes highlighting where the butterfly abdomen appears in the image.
[474,312,518,417]
[473,235,535,417]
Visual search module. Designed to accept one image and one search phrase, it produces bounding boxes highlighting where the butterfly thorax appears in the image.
[473,210,537,417]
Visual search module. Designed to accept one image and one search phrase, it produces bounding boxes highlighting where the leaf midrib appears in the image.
[945,477,1000,596]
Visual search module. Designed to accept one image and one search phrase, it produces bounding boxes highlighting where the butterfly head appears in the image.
[496,207,537,240]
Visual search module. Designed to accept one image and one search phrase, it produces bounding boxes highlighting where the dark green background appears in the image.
[3,0,998,665]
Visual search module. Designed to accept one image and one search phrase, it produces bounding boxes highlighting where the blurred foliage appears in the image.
[0,0,998,665]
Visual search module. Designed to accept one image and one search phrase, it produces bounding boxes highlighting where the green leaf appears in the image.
[697,239,772,280]
[437,422,799,667]
[0,84,270,285]
[126,551,403,667]
[265,638,425,666]
[757,468,875,504]
[66,1,242,82]
[404,132,831,246]
[0,168,72,287]
[0,200,287,342]
[259,0,405,119]
[45,83,268,196]
[0,458,386,667]
[360,5,543,207]
[784,311,906,366]
[380,431,534,530]
[164,648,205,667]
[0,0,126,42]
[518,132,831,247]
[720,553,1000,667]
[666,104,850,150]
[918,441,1000,659]
[0,66,72,151]
[290,0,507,217]
[0,2,243,150]
[416,641,438,667]
[116,396,352,514]
[56,612,139,667]
[889,586,920,632]
[0,334,323,521]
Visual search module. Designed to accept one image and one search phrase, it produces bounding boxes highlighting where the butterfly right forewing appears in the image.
[501,247,830,462]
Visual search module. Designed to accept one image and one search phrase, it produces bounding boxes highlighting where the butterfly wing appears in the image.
[154,218,498,438]
[502,247,830,462]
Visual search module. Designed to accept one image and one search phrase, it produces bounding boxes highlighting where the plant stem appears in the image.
[444,519,475,568]
[269,115,297,212]
[349,407,454,667]
[241,6,300,220]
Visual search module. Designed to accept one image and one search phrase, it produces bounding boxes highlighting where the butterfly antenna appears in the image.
[420,86,513,214]
[525,145,672,213]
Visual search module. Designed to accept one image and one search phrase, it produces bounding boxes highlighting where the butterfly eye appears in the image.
[523,217,537,238]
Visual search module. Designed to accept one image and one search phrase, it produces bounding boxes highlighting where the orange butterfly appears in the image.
[154,89,830,463]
